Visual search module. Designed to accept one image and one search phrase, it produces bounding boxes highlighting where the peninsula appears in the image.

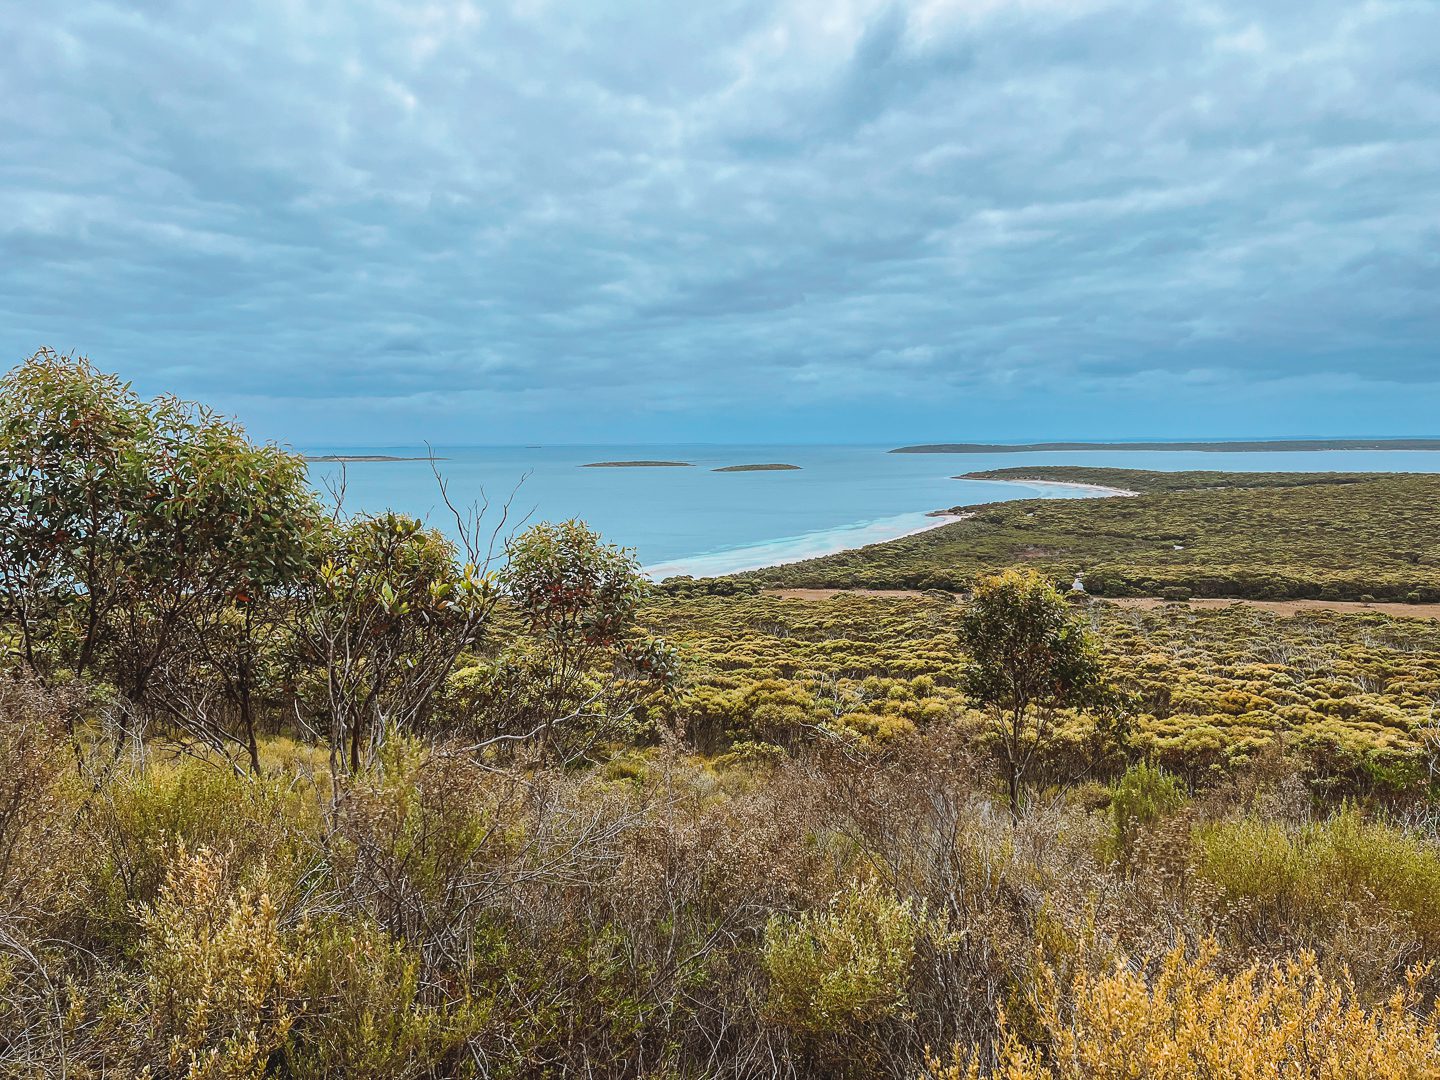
[891,439,1440,453]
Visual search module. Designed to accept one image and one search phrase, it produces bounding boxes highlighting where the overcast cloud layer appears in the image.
[3,0,1438,444]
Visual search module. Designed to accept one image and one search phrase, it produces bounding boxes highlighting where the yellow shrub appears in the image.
[131,846,303,1080]
[924,942,1440,1079]
[826,709,918,746]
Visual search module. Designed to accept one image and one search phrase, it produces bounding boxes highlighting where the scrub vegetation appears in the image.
[5,351,1440,1078]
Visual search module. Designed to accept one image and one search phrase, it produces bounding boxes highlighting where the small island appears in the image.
[713,463,801,472]
[581,460,695,468]
[305,454,447,462]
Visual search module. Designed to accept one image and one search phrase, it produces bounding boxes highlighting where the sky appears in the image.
[3,0,1438,446]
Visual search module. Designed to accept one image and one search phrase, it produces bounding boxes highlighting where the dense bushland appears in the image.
[0,350,674,777]
[644,592,1440,793]
[8,691,1440,1076]
[5,351,1440,1076]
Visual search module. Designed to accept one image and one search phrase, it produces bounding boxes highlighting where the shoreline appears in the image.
[956,476,1140,498]
[642,512,971,580]
[644,475,1134,580]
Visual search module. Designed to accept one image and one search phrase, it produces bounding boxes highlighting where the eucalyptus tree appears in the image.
[474,519,679,761]
[957,569,1105,818]
[295,512,496,776]
[0,349,323,763]
[0,348,149,676]
[122,398,321,770]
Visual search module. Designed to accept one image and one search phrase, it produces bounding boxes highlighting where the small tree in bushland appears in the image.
[486,519,678,761]
[957,568,1104,818]
[296,512,495,777]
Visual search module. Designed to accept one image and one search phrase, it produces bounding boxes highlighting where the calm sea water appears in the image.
[304,446,1440,578]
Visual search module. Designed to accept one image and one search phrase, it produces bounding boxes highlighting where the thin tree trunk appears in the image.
[349,711,362,774]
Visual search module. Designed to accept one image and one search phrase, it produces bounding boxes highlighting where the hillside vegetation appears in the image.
[6,352,1440,1078]
[644,593,1440,789]
[736,468,1440,601]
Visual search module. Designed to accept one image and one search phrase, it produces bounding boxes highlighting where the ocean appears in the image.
[303,445,1440,579]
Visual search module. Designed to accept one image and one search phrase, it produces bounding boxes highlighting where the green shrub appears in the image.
[762,879,938,1036]
[1196,809,1440,963]
[286,917,486,1079]
[78,759,320,943]
[1104,761,1186,867]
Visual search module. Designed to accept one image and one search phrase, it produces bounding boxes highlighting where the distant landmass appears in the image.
[890,439,1440,454]
[305,454,447,462]
[582,460,694,468]
[713,463,801,472]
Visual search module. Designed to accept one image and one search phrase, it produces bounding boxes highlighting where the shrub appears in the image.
[125,847,304,1079]
[1195,809,1440,964]
[286,916,485,1079]
[0,676,77,910]
[324,741,519,953]
[923,942,1440,1078]
[1103,761,1186,868]
[714,738,787,770]
[763,879,937,1036]
[76,758,319,943]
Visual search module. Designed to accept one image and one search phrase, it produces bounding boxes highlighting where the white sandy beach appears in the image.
[642,511,972,579]
[957,476,1140,498]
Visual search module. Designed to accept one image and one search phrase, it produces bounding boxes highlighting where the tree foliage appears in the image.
[449,520,677,761]
[957,569,1106,815]
[0,349,322,763]
[0,348,150,673]
[296,512,494,775]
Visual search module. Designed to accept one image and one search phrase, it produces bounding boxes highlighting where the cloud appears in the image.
[1,0,1437,444]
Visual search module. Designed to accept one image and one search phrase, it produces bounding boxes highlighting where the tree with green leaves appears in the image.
[128,399,321,771]
[957,569,1105,818]
[0,348,149,676]
[463,519,677,761]
[113,397,318,702]
[0,349,324,766]
[295,512,495,776]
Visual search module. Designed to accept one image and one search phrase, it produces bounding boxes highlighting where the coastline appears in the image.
[892,439,1440,454]
[956,476,1140,498]
[643,474,1134,580]
[643,512,971,580]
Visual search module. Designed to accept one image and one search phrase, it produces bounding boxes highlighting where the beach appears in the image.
[641,512,972,579]
[956,476,1140,498]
